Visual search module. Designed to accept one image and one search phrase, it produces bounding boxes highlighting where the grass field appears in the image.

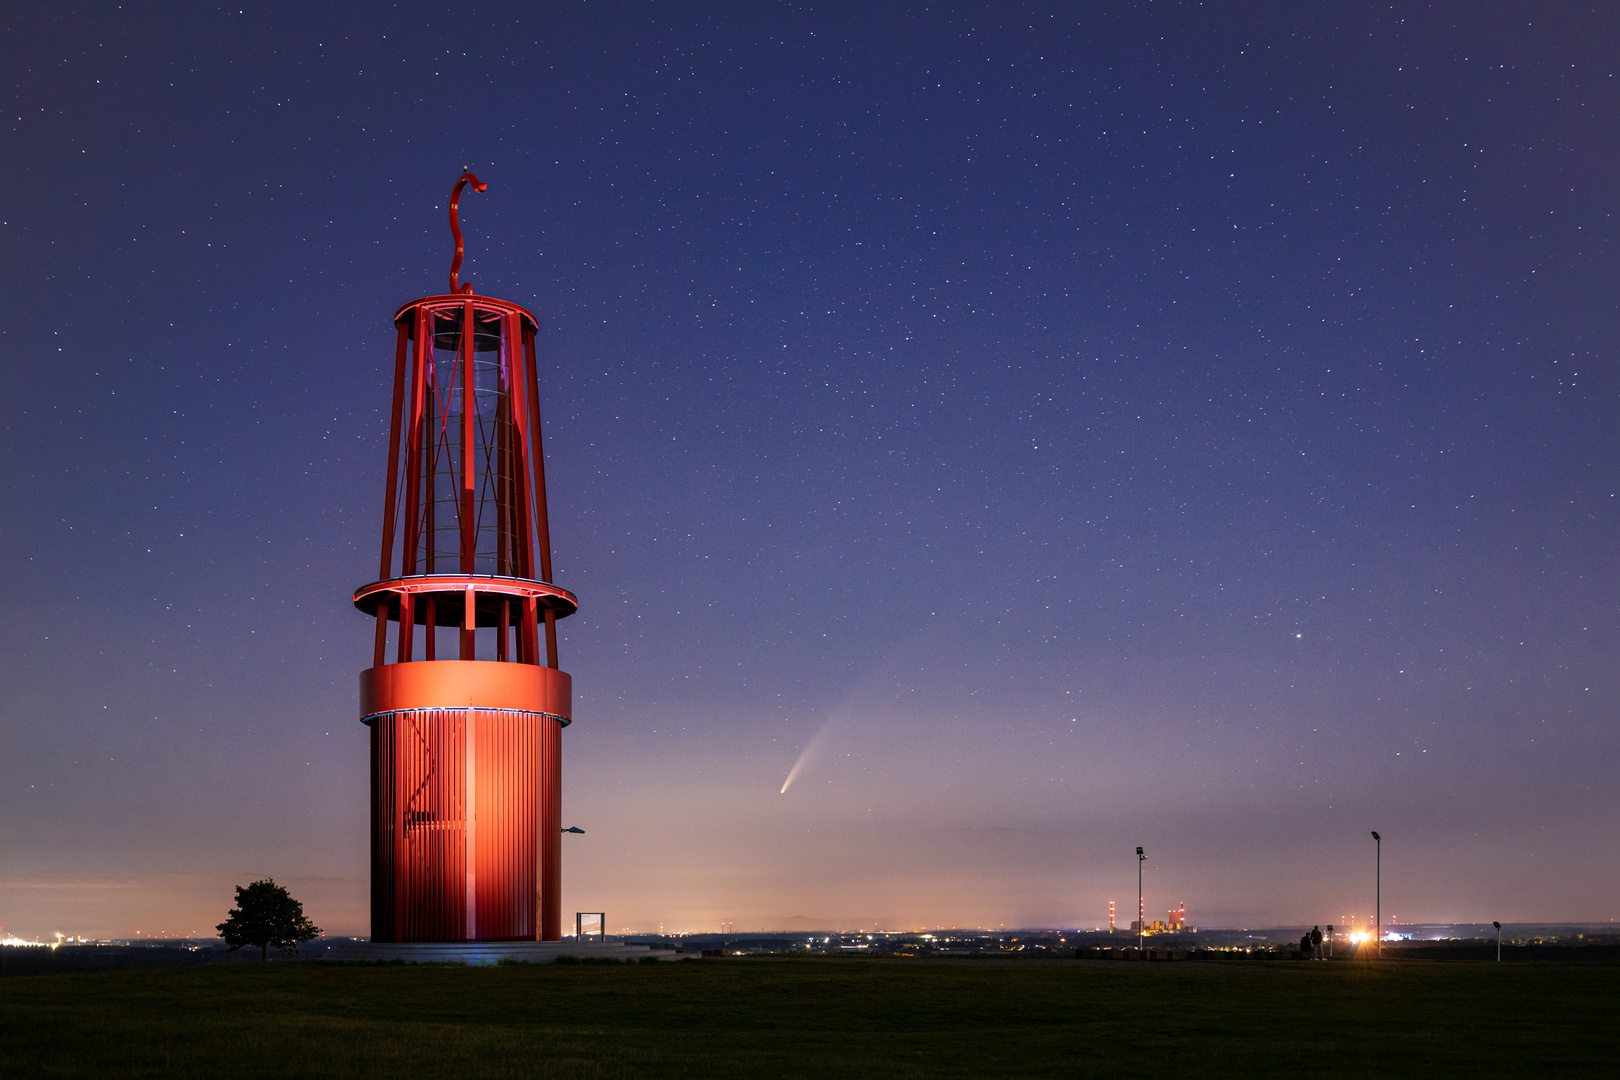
[2,956,1615,1077]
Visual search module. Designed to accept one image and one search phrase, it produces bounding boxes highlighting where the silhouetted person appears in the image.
[1311,925,1324,960]
[1300,932,1312,958]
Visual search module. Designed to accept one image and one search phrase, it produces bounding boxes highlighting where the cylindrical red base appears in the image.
[369,707,561,942]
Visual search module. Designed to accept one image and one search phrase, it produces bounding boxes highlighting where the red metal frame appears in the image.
[358,175,574,943]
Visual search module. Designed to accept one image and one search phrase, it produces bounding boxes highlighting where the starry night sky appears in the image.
[2,1,1616,939]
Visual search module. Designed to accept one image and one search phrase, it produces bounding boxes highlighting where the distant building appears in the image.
[1126,912,1187,937]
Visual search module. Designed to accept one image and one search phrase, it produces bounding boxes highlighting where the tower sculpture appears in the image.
[354,171,575,942]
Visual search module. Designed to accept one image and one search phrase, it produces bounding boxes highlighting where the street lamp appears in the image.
[1370,831,1381,959]
[1493,920,1502,962]
[1327,924,1334,959]
[562,826,585,834]
[1136,847,1146,952]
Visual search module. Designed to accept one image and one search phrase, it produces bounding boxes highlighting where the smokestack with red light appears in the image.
[354,171,575,942]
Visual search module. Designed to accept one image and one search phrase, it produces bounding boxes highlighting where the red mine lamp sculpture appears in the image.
[354,171,574,942]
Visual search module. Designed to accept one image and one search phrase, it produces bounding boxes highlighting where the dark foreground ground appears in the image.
[1,955,1614,1078]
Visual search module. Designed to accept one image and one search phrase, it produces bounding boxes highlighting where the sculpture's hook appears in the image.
[448,168,488,295]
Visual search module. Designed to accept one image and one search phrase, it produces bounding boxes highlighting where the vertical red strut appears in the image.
[377,322,410,666]
[524,326,559,669]
[460,299,476,660]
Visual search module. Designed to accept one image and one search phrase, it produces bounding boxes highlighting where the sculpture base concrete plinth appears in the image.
[324,940,680,965]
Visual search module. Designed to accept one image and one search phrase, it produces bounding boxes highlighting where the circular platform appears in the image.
[353,574,578,624]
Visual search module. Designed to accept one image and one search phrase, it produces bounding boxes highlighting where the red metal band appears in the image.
[360,660,571,721]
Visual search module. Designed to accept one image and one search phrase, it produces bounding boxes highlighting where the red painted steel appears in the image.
[447,170,486,295]
[370,709,555,942]
[360,660,571,719]
[354,575,577,620]
[359,174,576,943]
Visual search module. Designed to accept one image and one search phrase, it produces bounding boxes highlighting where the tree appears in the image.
[216,879,321,961]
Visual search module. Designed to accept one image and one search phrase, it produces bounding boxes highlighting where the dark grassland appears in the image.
[1,957,1614,1077]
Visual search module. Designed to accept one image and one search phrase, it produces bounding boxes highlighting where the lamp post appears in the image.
[1136,847,1146,952]
[1370,831,1381,959]
[1327,924,1334,959]
[1493,920,1502,962]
